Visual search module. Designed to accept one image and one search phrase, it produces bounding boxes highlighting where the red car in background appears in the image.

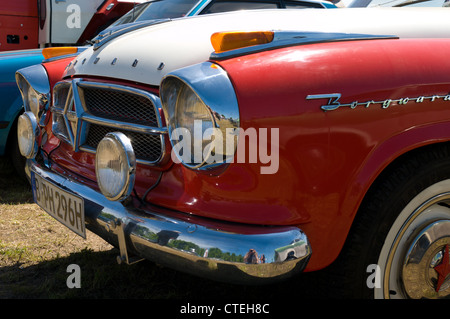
[0,0,144,51]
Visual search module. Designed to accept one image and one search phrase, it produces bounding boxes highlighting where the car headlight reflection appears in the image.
[27,87,40,117]
[160,62,240,170]
[17,111,39,159]
[95,132,136,201]
[175,83,215,166]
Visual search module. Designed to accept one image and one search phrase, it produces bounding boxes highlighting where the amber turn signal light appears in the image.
[211,31,274,53]
[42,47,78,59]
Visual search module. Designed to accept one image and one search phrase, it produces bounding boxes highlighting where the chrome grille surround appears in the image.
[51,79,167,165]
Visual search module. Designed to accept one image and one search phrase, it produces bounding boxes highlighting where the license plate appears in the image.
[31,171,86,238]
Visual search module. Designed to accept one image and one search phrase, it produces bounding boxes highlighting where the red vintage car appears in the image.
[15,8,450,299]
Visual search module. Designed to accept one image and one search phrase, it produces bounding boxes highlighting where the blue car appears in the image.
[0,49,46,177]
[3,0,336,177]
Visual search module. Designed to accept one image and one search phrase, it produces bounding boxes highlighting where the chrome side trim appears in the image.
[210,31,398,60]
[28,159,311,284]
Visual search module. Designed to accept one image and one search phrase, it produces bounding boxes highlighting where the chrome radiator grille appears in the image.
[82,86,159,127]
[51,80,166,165]
[85,124,162,162]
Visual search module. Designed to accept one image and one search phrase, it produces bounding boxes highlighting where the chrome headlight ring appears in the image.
[160,62,240,170]
[95,132,137,201]
[17,111,40,159]
[16,64,51,123]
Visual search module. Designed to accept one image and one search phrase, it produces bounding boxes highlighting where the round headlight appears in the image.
[174,84,214,167]
[160,63,240,171]
[95,132,136,201]
[17,111,39,159]
[27,88,40,117]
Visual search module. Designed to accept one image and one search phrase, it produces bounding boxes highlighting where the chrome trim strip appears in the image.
[80,113,167,135]
[92,19,171,51]
[210,31,398,60]
[28,158,311,284]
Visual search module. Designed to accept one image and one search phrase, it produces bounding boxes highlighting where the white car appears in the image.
[67,8,450,85]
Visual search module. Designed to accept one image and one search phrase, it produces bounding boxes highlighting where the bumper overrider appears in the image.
[26,158,311,284]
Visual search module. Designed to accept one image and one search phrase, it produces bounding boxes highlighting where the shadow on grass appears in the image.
[0,156,33,204]
[0,246,321,299]
[0,156,325,300]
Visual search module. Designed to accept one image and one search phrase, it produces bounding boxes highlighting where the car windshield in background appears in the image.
[346,0,448,6]
[112,0,330,27]
[202,1,278,13]
[112,0,198,24]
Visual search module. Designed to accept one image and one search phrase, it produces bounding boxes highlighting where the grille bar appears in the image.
[85,124,163,163]
[80,86,159,127]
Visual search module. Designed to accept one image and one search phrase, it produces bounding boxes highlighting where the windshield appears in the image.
[111,0,199,26]
[346,0,447,6]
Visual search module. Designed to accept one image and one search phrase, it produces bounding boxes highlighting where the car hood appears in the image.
[66,8,450,86]
[0,49,44,82]
[0,49,43,60]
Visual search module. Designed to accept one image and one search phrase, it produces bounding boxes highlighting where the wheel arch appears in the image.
[345,121,450,227]
[312,126,450,298]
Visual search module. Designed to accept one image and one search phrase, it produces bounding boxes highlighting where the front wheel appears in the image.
[375,180,450,299]
[325,146,450,299]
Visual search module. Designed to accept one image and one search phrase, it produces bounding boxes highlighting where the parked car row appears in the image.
[5,1,450,299]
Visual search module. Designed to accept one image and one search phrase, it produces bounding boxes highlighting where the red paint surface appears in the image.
[43,38,450,270]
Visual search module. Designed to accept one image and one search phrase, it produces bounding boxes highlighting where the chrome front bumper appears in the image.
[27,159,311,284]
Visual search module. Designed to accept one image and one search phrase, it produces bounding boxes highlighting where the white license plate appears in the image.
[31,171,86,238]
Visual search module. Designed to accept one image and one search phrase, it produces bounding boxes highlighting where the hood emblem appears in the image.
[307,93,450,111]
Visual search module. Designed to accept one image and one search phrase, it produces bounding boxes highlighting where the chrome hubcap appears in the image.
[402,220,450,299]
[377,183,450,299]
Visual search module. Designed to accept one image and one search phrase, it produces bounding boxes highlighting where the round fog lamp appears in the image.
[95,132,136,201]
[17,111,39,159]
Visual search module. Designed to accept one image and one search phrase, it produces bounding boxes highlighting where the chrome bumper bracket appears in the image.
[109,218,145,265]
